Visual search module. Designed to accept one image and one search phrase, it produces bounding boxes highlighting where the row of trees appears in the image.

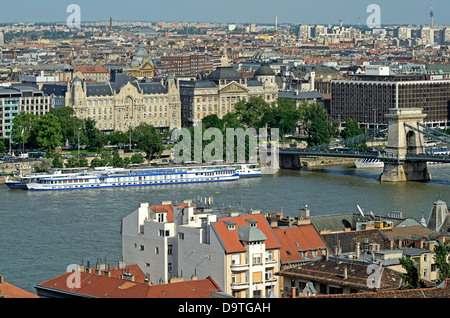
[175,97,369,163]
[10,107,163,159]
[230,96,364,147]
[45,152,146,170]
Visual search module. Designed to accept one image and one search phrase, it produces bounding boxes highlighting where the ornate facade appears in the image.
[179,66,278,126]
[65,73,181,133]
[124,44,155,78]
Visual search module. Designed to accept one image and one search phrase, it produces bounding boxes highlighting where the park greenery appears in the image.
[7,107,163,169]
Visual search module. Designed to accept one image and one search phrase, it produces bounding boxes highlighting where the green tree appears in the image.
[298,102,331,146]
[107,131,128,148]
[11,112,38,150]
[34,113,64,151]
[399,256,421,289]
[234,97,270,129]
[0,138,6,153]
[50,107,84,147]
[202,114,224,130]
[100,153,112,166]
[299,102,330,146]
[78,155,89,167]
[111,153,124,167]
[434,241,450,283]
[90,157,103,168]
[341,118,367,151]
[131,153,145,164]
[262,98,301,136]
[132,123,163,159]
[222,112,243,129]
[82,118,107,150]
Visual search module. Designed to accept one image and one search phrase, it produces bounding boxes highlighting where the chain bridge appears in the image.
[276,108,450,182]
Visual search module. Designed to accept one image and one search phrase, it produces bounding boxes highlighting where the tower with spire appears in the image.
[430,0,434,26]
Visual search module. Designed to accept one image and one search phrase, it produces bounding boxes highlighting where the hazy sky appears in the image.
[0,0,445,25]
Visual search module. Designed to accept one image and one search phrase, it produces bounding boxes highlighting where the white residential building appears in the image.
[121,200,281,298]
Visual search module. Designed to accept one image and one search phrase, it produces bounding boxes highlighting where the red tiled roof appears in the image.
[149,203,193,223]
[146,276,221,298]
[37,268,221,298]
[212,214,281,254]
[73,65,109,73]
[0,281,39,298]
[273,225,328,264]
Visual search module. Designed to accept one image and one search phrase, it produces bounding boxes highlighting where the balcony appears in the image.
[230,263,249,271]
[230,281,250,290]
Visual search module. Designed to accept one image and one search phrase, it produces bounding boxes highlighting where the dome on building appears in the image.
[136,43,150,58]
[206,66,243,82]
[255,64,275,76]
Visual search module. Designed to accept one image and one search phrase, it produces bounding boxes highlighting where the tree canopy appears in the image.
[434,241,450,283]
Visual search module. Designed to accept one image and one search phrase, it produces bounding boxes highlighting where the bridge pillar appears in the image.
[379,108,431,182]
[279,154,302,170]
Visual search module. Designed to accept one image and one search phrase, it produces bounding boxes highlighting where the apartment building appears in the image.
[0,84,52,139]
[121,200,281,298]
[73,65,110,82]
[160,54,213,77]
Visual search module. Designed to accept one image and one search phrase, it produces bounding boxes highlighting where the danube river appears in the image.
[1,164,449,294]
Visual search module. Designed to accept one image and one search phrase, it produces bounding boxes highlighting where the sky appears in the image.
[0,0,445,26]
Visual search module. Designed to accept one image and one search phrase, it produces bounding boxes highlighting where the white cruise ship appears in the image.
[25,165,239,191]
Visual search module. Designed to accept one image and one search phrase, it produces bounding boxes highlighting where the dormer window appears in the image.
[224,220,235,231]
[246,219,257,227]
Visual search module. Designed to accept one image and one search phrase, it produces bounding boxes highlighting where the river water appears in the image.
[0,164,449,294]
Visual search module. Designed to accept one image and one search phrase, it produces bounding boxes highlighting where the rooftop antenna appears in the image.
[357,205,365,217]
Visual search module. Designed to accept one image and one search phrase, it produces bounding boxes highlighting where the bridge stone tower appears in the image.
[380,108,431,182]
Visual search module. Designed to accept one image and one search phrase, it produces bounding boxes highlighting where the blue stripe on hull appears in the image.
[239,174,262,178]
[5,184,28,189]
[27,177,239,191]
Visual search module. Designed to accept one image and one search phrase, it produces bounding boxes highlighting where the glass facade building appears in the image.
[331,75,450,129]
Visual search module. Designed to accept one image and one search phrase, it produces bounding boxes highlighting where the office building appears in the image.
[0,84,52,139]
[331,67,450,129]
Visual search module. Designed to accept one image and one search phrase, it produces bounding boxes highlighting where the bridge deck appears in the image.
[277,148,450,163]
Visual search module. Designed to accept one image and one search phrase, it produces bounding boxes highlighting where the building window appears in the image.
[232,254,240,265]
[168,245,173,255]
[252,253,262,265]
[155,247,159,254]
[178,232,184,240]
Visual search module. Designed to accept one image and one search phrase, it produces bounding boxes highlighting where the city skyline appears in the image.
[0,0,445,26]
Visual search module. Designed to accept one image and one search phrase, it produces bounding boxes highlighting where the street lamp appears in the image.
[129,123,132,151]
